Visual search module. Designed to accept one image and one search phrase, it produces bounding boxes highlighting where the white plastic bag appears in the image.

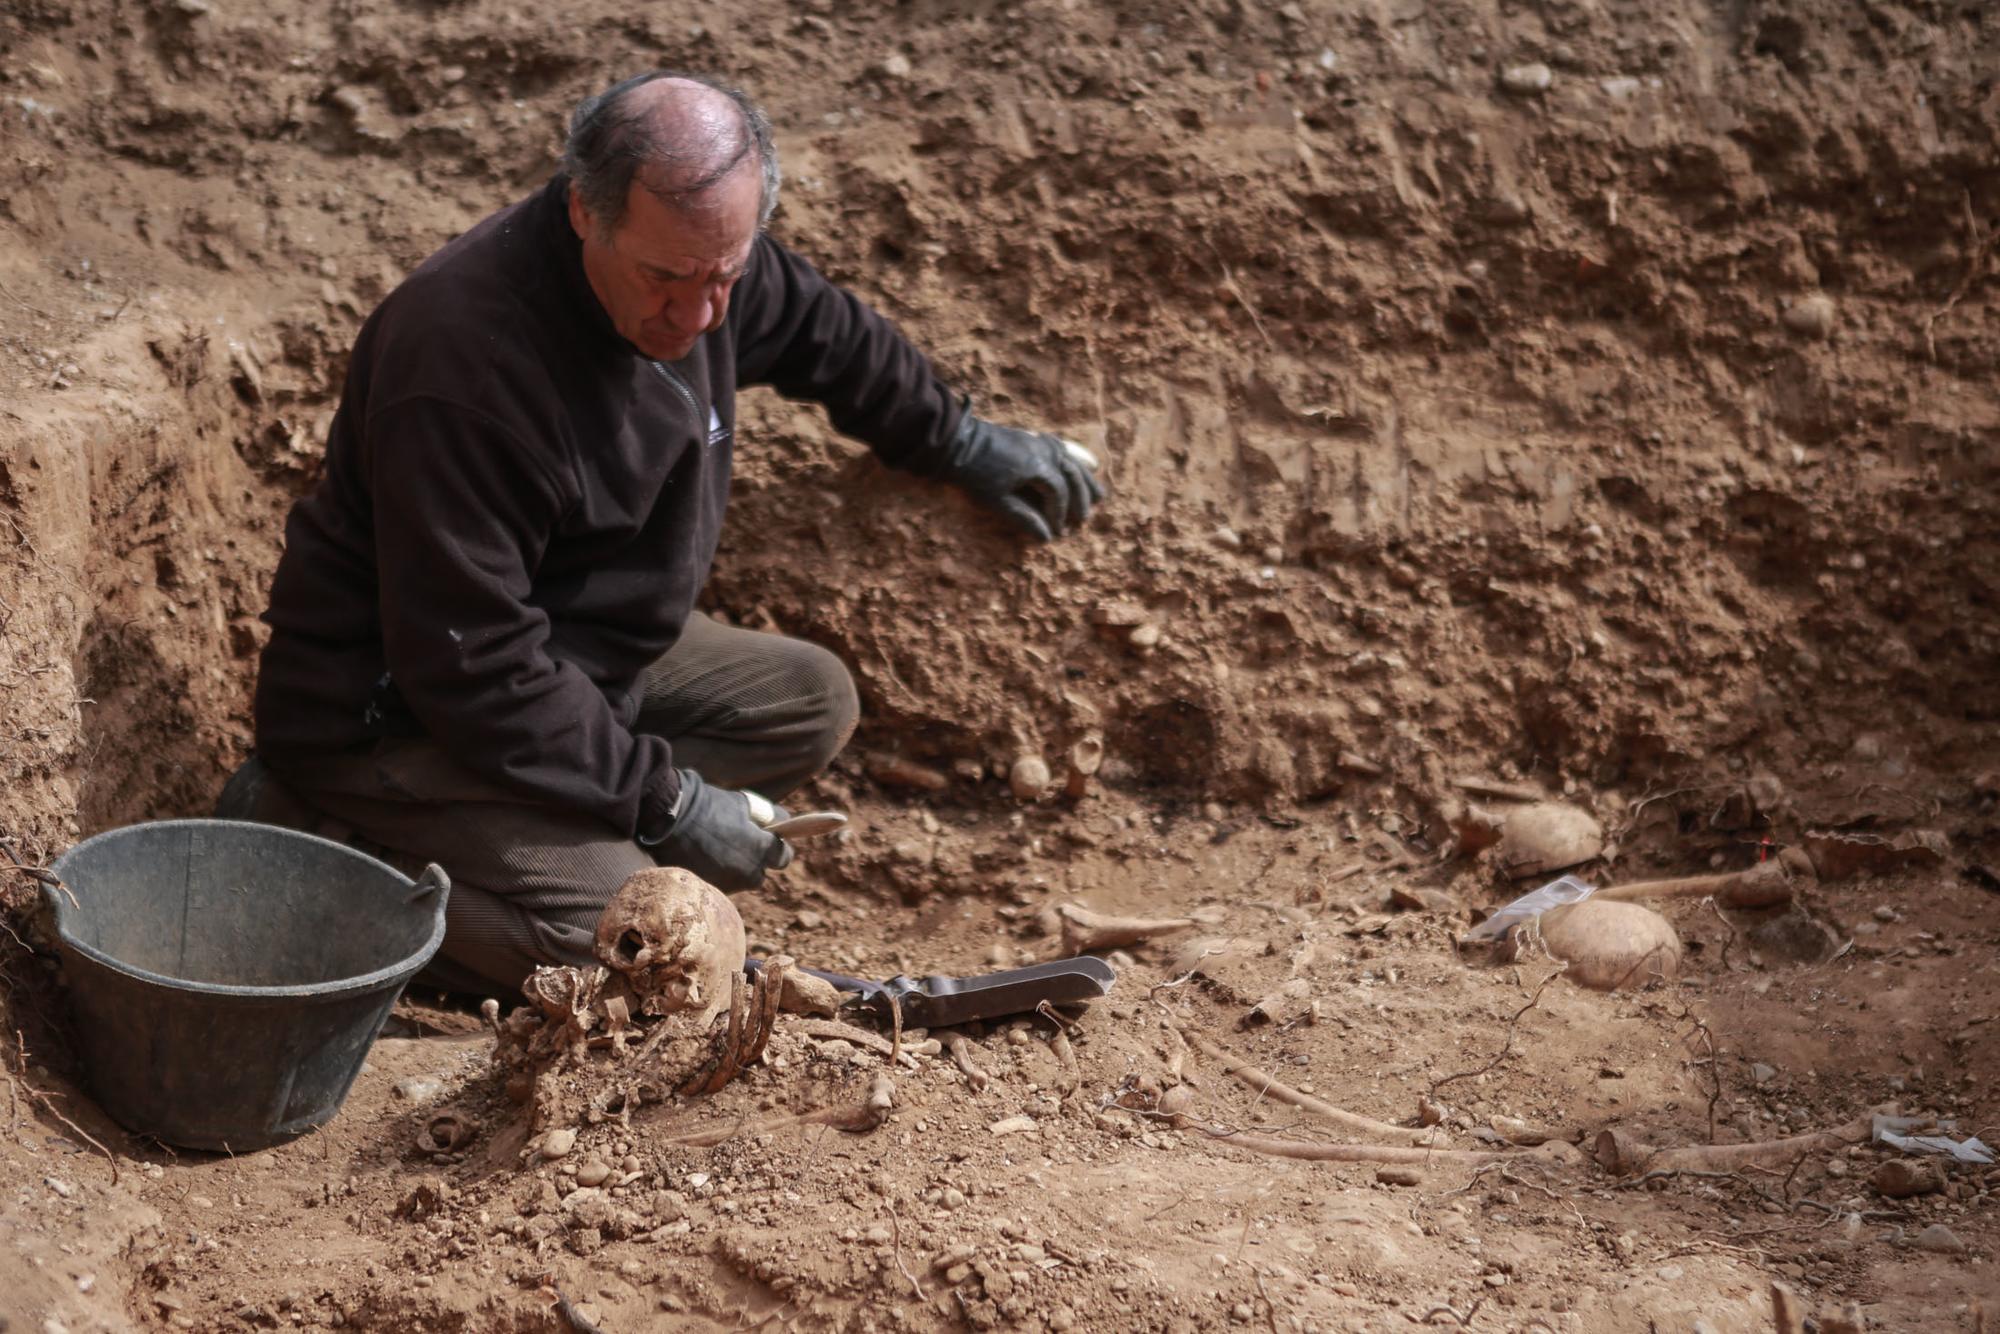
[1463,874,1596,943]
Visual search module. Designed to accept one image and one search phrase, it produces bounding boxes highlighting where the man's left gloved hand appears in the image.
[937,412,1106,542]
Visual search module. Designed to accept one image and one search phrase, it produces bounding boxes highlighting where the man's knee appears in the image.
[785,639,859,773]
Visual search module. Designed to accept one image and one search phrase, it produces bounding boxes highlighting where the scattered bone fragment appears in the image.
[1594,854,1805,909]
[795,1019,922,1068]
[1593,1110,1879,1176]
[1009,753,1052,800]
[666,1072,896,1147]
[1064,734,1104,798]
[947,1033,990,1092]
[776,963,843,1017]
[1499,61,1552,95]
[416,1111,477,1156]
[1182,1032,1438,1145]
[867,755,951,792]
[1164,935,1264,1003]
[1487,1115,1562,1146]
[1243,977,1314,1028]
[1057,903,1196,954]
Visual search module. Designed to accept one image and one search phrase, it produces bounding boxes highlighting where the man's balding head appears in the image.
[562,72,780,237]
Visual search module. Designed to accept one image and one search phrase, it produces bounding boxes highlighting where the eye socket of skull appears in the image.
[612,928,649,968]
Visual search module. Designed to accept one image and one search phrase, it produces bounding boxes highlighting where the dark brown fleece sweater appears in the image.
[254,176,961,838]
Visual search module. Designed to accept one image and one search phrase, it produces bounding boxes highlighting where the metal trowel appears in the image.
[747,955,1117,1028]
[744,791,849,841]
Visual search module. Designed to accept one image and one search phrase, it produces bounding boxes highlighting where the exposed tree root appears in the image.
[1169,1114,1577,1167]
[1182,1031,1438,1145]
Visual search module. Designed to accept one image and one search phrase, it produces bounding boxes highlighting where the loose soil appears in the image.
[2,0,1998,1330]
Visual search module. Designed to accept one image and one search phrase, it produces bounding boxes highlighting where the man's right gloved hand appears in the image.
[637,769,793,890]
[937,412,1105,542]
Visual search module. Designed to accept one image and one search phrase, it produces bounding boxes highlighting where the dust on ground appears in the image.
[2,0,1998,1330]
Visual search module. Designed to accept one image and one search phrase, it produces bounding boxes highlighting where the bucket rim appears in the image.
[46,818,448,1002]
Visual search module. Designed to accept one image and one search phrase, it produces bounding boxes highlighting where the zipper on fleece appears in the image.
[648,360,701,424]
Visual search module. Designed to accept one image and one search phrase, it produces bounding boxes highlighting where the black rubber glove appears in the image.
[636,769,793,890]
[938,412,1106,542]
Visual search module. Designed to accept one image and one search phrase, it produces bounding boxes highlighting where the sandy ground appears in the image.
[2,0,1998,1329]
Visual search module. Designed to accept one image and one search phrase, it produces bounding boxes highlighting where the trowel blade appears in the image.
[765,811,848,840]
[890,955,1117,1028]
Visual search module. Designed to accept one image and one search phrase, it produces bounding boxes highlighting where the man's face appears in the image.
[570,165,761,364]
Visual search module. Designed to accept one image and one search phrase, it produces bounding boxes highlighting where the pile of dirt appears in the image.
[2,0,1997,1329]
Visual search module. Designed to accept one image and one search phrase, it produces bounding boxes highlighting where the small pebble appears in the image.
[575,1159,612,1188]
[540,1128,577,1160]
[392,1075,445,1101]
[1781,294,1836,339]
[1915,1223,1966,1254]
[1377,1167,1423,1187]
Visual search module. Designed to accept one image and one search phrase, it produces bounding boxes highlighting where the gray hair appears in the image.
[562,72,781,233]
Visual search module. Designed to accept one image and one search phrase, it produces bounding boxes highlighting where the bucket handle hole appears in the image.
[409,863,451,903]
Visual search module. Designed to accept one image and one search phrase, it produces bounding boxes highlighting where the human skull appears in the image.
[593,867,746,1024]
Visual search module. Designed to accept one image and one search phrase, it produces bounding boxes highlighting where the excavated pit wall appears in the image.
[1,0,1995,854]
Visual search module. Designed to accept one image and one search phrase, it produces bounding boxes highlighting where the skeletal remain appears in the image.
[947,1032,990,1092]
[595,867,744,1024]
[665,1072,895,1147]
[1057,903,1196,953]
[1495,802,1604,877]
[416,1111,478,1156]
[777,964,843,1017]
[1594,849,1811,909]
[1593,1109,1881,1176]
[493,867,787,1130]
[1243,977,1315,1028]
[1064,734,1104,799]
[1537,900,1681,991]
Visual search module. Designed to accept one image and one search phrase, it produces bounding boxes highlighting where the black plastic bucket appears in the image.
[44,819,449,1151]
